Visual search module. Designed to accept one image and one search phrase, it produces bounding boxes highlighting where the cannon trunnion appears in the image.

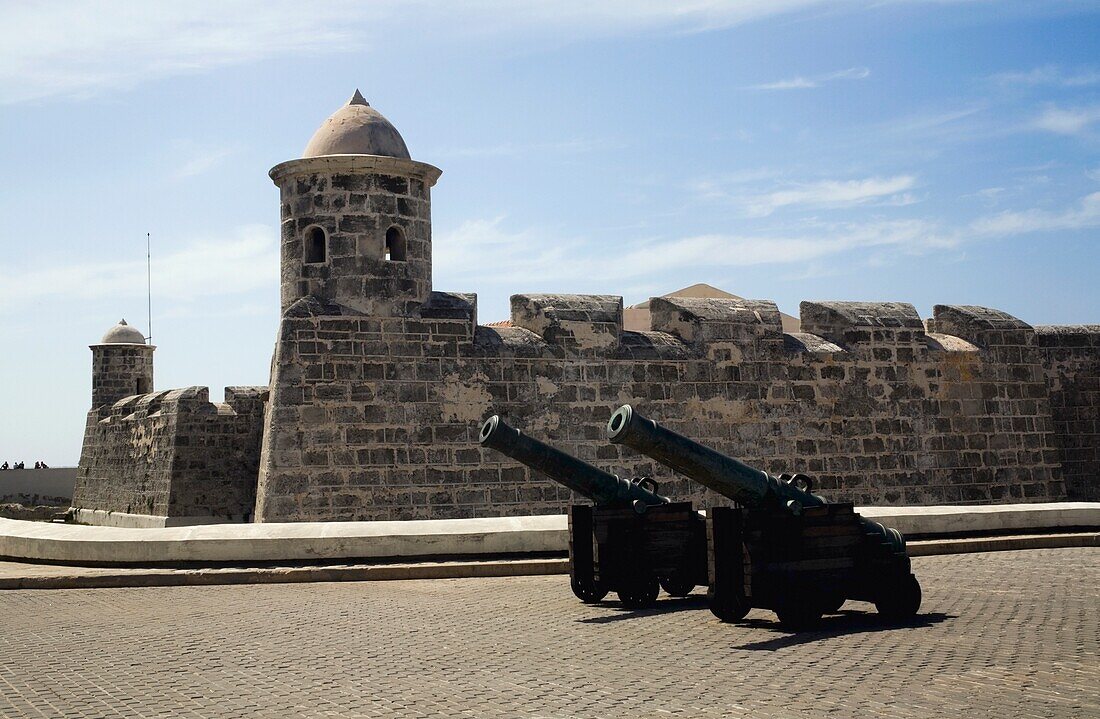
[608,404,922,630]
[480,415,708,609]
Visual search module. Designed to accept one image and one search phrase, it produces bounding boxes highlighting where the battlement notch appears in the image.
[800,301,925,349]
[510,294,623,352]
[650,297,782,345]
[927,305,1034,348]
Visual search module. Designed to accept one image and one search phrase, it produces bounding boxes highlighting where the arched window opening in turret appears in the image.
[304,226,327,264]
[385,226,407,262]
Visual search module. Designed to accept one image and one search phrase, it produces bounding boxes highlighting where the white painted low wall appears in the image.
[0,514,569,564]
[71,509,241,529]
[863,502,1100,537]
[1,502,1097,565]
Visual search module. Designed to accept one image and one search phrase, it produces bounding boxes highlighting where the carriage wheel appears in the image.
[570,577,608,603]
[709,592,750,623]
[616,574,660,609]
[874,574,922,621]
[659,574,695,597]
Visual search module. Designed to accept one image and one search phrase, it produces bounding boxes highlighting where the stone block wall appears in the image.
[91,345,153,410]
[73,386,267,521]
[275,158,437,317]
[254,292,1069,522]
[1035,325,1100,501]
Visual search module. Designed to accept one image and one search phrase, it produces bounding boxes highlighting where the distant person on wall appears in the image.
[0,461,7,470]
[39,461,48,469]
[34,462,40,469]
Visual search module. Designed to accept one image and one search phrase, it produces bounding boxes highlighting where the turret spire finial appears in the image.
[348,89,369,106]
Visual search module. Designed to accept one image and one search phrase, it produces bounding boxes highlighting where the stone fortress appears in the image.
[72,91,1100,527]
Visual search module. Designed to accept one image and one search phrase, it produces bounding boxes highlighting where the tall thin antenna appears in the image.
[146,232,152,344]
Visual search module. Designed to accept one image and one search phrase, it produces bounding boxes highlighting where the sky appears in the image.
[1,0,1098,465]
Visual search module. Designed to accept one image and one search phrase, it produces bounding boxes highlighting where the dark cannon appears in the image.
[607,404,922,630]
[479,415,707,609]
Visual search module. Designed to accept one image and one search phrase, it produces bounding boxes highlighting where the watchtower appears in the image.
[268,90,442,317]
[90,319,154,410]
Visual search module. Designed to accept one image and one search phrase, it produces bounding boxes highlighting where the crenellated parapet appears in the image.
[224,386,270,415]
[258,283,1073,521]
[73,386,268,523]
[93,386,269,424]
[391,292,1036,367]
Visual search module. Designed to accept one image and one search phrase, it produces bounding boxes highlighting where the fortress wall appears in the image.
[75,391,177,517]
[254,294,1067,522]
[73,386,267,521]
[1036,325,1100,501]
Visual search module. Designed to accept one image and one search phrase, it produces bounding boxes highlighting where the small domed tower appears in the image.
[90,319,154,410]
[269,90,442,317]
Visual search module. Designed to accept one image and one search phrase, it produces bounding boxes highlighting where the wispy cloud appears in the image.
[434,217,585,286]
[747,66,870,91]
[437,191,1100,291]
[701,175,918,217]
[991,65,1100,88]
[1011,160,1060,173]
[746,175,915,216]
[875,106,994,150]
[434,214,950,289]
[614,219,948,275]
[433,138,612,159]
[1032,104,1100,136]
[0,3,361,104]
[170,142,240,180]
[11,191,1088,316]
[882,69,1100,149]
[691,169,784,200]
[968,186,1006,207]
[969,191,1100,236]
[0,1,839,104]
[0,225,278,311]
[6,4,1088,106]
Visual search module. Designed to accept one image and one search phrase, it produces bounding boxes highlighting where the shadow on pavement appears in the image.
[574,595,955,642]
[576,594,711,623]
[731,610,955,651]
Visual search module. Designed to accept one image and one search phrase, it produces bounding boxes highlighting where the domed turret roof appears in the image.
[303,90,411,159]
[100,319,146,344]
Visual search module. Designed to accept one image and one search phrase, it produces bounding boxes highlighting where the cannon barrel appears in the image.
[607,405,905,552]
[606,404,819,511]
[479,415,667,507]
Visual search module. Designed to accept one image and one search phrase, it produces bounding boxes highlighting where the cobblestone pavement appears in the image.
[0,548,1096,718]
